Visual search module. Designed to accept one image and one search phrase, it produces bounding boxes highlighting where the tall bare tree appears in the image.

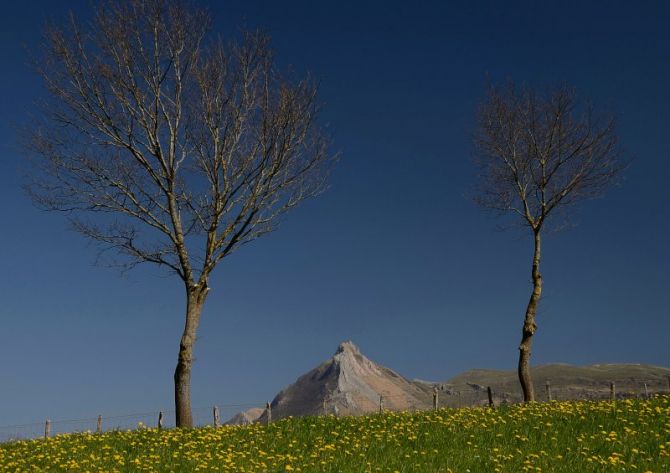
[473,82,623,402]
[27,0,335,427]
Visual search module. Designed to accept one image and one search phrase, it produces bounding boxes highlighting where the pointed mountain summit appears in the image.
[266,340,433,419]
[229,341,433,424]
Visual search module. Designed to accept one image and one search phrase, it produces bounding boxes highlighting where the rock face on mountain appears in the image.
[225,408,264,425]
[228,341,433,424]
[264,341,433,421]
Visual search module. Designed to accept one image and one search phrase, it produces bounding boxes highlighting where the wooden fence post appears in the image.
[643,383,649,399]
[44,419,51,439]
[379,395,384,414]
[487,386,494,408]
[266,402,272,425]
[213,406,220,427]
[96,415,102,433]
[433,386,439,410]
[158,411,163,429]
[610,382,616,402]
[545,380,553,401]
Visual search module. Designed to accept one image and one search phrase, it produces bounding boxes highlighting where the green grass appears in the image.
[2,397,669,472]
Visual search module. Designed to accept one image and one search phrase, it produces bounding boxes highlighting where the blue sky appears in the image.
[1,0,669,426]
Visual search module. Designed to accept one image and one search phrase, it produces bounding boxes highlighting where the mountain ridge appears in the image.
[226,342,670,424]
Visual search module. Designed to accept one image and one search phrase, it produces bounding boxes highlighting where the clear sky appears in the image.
[1,0,669,426]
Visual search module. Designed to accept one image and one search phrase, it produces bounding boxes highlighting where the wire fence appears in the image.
[1,377,668,443]
[0,403,263,443]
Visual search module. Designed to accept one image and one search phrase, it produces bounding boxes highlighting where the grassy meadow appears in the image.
[1,397,669,472]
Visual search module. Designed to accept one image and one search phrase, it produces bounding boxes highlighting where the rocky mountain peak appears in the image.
[227,341,433,424]
[335,340,360,355]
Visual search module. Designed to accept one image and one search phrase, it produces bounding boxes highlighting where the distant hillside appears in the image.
[433,363,670,405]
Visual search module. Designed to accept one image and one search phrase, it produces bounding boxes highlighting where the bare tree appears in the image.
[27,0,335,427]
[473,82,623,402]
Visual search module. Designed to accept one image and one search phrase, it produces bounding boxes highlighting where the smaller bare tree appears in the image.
[473,82,624,402]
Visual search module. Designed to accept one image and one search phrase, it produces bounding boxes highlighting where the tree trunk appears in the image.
[174,284,208,427]
[518,230,542,402]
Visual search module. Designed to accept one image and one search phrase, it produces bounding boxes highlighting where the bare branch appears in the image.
[473,81,624,233]
[26,0,336,288]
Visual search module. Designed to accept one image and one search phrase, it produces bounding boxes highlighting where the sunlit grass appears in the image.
[1,397,669,472]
